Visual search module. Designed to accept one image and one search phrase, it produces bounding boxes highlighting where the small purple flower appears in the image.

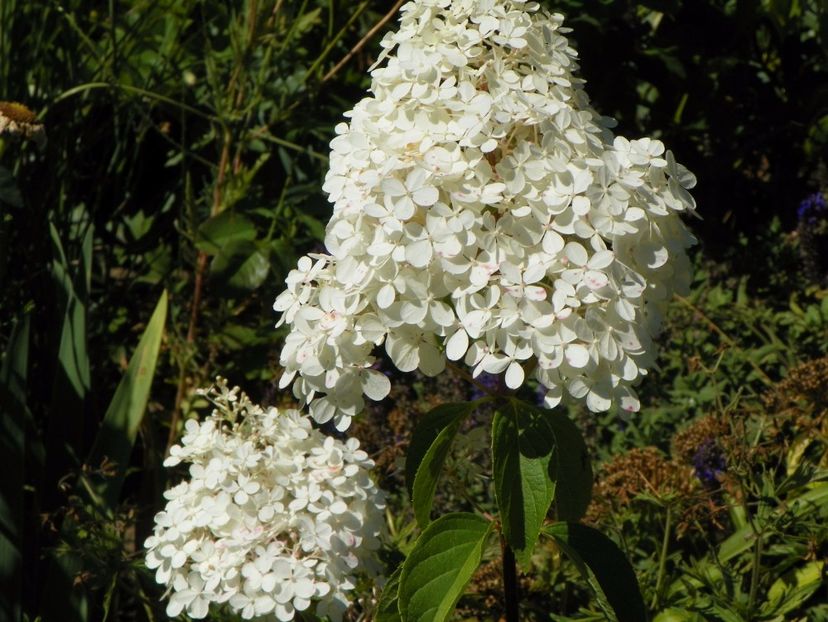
[470,372,499,401]
[534,383,547,407]
[797,192,827,223]
[691,439,726,487]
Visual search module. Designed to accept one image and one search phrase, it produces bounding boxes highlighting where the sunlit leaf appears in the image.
[398,513,492,622]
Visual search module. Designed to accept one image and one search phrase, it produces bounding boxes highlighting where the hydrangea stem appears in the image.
[501,534,520,622]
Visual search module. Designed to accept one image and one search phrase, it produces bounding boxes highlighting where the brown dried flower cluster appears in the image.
[586,446,728,538]
[587,447,696,515]
[672,414,731,465]
[764,355,828,434]
[0,101,46,147]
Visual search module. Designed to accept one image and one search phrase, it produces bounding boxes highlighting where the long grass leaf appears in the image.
[84,290,168,511]
[0,312,30,622]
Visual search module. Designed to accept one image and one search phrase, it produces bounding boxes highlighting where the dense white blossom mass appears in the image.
[274,0,698,430]
[145,379,386,621]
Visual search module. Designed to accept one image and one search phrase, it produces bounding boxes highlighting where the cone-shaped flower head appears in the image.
[274,0,698,430]
[145,379,386,622]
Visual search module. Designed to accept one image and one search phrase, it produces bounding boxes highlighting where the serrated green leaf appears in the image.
[195,211,257,254]
[545,522,647,622]
[761,561,824,617]
[719,484,828,562]
[84,290,168,511]
[210,240,270,293]
[406,402,474,526]
[376,566,403,622]
[399,513,492,622]
[492,401,557,563]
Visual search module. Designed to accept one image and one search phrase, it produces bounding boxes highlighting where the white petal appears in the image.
[405,238,433,268]
[377,283,396,308]
[418,342,446,376]
[386,335,419,372]
[567,377,590,399]
[564,344,590,368]
[381,177,406,197]
[505,361,525,389]
[587,250,614,270]
[564,242,588,267]
[362,370,391,401]
[412,185,439,207]
[393,196,416,221]
[619,390,640,414]
[586,389,612,412]
[571,195,591,215]
[482,353,510,374]
[401,299,428,324]
[429,301,456,327]
[583,270,609,290]
[446,329,469,361]
[542,231,565,255]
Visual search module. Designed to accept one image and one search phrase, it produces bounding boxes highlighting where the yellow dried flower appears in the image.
[0,101,46,148]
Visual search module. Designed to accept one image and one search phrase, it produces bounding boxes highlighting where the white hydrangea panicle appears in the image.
[145,378,387,622]
[274,0,698,429]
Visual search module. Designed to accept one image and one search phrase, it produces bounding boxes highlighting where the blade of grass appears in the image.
[0,311,30,622]
[41,290,168,622]
[45,221,92,511]
[84,290,168,511]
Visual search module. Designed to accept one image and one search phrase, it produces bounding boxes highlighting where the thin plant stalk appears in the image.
[747,521,764,614]
[651,504,673,609]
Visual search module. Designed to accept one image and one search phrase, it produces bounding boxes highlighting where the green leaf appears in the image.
[195,211,257,254]
[406,403,474,526]
[84,290,168,511]
[492,401,557,562]
[210,240,270,294]
[545,522,647,622]
[398,513,493,622]
[545,407,593,520]
[376,566,403,622]
[0,312,29,622]
[46,221,93,486]
[719,484,828,562]
[761,561,824,617]
[654,609,706,622]
[50,222,92,400]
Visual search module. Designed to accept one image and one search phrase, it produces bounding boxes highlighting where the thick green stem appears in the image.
[501,535,520,622]
[651,505,672,609]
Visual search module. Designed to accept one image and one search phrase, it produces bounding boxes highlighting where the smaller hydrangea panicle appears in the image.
[145,378,386,622]
[274,0,698,430]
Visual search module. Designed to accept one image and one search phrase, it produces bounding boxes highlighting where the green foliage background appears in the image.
[1,0,827,621]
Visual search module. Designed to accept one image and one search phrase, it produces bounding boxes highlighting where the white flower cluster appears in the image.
[274,0,698,430]
[145,379,386,622]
